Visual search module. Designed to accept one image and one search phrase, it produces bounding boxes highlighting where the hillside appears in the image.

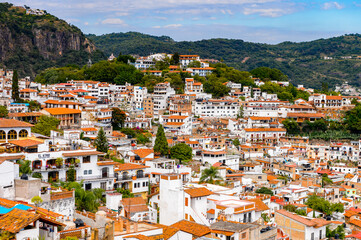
[0,3,105,77]
[87,32,361,89]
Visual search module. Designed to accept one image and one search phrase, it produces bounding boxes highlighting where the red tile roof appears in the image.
[184,187,213,198]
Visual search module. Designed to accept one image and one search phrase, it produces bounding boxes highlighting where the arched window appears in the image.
[19,129,28,138]
[7,130,17,140]
[0,130,5,140]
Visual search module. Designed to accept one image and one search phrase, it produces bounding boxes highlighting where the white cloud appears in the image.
[101,18,127,26]
[243,8,288,17]
[152,24,182,29]
[322,2,344,10]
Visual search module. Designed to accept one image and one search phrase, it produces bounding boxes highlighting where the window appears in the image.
[320,230,322,239]
[83,156,91,163]
[19,129,28,138]
[100,182,106,190]
[311,233,314,240]
[0,130,5,140]
[143,182,146,187]
[84,170,88,175]
[7,130,17,140]
[241,232,246,239]
[134,183,137,188]
[88,170,92,174]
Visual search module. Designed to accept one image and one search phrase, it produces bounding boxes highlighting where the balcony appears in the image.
[78,174,115,181]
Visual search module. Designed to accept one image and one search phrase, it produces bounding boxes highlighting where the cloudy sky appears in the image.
[4,0,361,43]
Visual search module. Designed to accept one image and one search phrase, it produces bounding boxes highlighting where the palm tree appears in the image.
[199,166,222,184]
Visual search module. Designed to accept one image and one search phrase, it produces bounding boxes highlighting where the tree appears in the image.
[19,160,32,176]
[111,107,126,130]
[284,204,297,212]
[322,173,333,187]
[31,196,43,207]
[255,187,274,196]
[11,70,20,102]
[170,143,192,164]
[326,225,345,239]
[282,119,301,135]
[136,133,150,145]
[92,188,105,204]
[67,166,76,182]
[116,188,134,198]
[187,61,201,68]
[345,105,361,133]
[75,188,99,212]
[94,127,109,153]
[233,139,240,147]
[32,115,60,136]
[0,106,8,118]
[154,125,169,156]
[199,166,222,184]
[171,52,180,65]
[305,195,342,216]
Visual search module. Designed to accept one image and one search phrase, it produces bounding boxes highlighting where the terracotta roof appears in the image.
[0,119,33,128]
[9,139,43,148]
[287,113,325,118]
[121,197,149,213]
[115,163,149,172]
[244,128,286,132]
[247,198,270,211]
[62,151,104,157]
[43,108,81,115]
[163,226,179,239]
[20,88,37,93]
[0,208,40,233]
[170,220,210,237]
[8,112,43,117]
[326,96,342,100]
[81,127,98,132]
[276,209,330,228]
[184,187,213,198]
[132,149,154,158]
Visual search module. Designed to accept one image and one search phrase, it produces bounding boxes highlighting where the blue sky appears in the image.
[4,0,361,43]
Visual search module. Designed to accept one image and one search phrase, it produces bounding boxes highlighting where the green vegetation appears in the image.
[0,106,8,118]
[120,128,151,144]
[305,195,344,216]
[154,125,169,156]
[61,181,104,212]
[250,67,288,81]
[32,115,60,136]
[87,32,361,89]
[255,187,274,196]
[19,160,32,176]
[170,143,193,164]
[0,3,105,78]
[11,70,20,102]
[94,127,109,153]
[111,107,126,130]
[199,166,222,184]
[116,188,134,198]
[326,225,345,239]
[260,82,310,101]
[31,196,43,206]
[283,204,307,216]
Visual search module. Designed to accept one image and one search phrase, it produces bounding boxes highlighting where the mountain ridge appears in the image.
[87,32,361,89]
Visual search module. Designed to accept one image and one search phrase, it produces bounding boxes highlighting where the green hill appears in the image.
[87,32,361,89]
[0,3,105,78]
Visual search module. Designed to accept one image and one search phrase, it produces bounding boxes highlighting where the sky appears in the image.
[4,0,361,44]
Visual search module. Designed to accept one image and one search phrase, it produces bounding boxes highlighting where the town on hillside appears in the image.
[0,53,361,240]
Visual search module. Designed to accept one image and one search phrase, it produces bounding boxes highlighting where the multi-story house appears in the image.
[114,163,150,199]
[192,99,240,118]
[161,115,192,135]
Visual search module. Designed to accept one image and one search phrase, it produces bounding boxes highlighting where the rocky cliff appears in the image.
[0,3,102,77]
